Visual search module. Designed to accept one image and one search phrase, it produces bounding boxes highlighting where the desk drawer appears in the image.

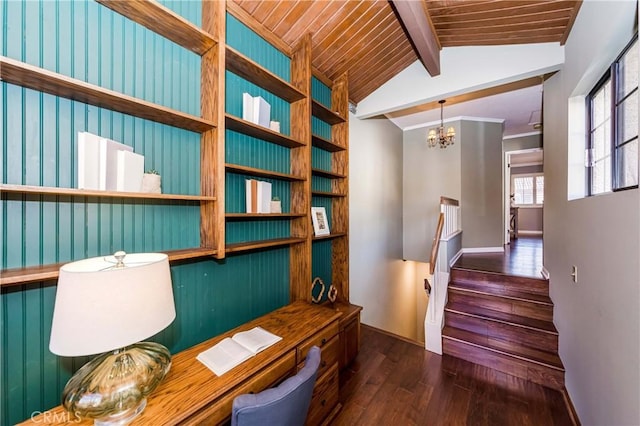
[305,363,339,426]
[297,321,339,362]
[184,350,296,425]
[298,334,339,379]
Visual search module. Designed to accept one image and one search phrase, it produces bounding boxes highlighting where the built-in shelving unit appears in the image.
[225,213,306,219]
[226,47,305,102]
[95,0,217,55]
[312,100,346,125]
[312,232,347,241]
[312,169,347,179]
[312,190,346,198]
[1,0,223,285]
[312,134,346,152]
[226,237,306,254]
[225,164,304,182]
[0,184,215,201]
[0,248,217,288]
[0,56,215,133]
[225,114,304,148]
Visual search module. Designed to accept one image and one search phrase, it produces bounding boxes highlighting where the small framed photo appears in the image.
[311,207,330,236]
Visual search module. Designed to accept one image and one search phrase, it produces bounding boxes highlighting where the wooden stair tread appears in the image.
[451,266,548,285]
[442,326,564,370]
[445,301,558,334]
[448,282,553,306]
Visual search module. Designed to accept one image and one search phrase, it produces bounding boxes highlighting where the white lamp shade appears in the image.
[50,253,176,357]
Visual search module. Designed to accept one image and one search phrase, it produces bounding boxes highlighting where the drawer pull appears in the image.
[321,338,327,346]
[321,361,327,368]
[321,399,326,406]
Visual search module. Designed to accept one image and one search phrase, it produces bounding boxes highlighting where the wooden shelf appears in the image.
[312,191,347,198]
[225,114,305,148]
[0,56,215,133]
[312,100,346,125]
[226,237,306,254]
[96,0,216,56]
[0,247,217,287]
[312,232,347,241]
[226,213,306,220]
[226,47,305,102]
[312,168,346,179]
[226,164,305,182]
[312,134,346,152]
[0,184,215,201]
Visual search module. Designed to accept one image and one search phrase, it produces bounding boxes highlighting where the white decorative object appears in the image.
[77,132,102,190]
[270,199,282,214]
[269,121,280,133]
[242,93,254,122]
[100,138,133,191]
[253,96,271,128]
[141,172,161,193]
[116,151,144,192]
[311,207,330,236]
[257,181,272,213]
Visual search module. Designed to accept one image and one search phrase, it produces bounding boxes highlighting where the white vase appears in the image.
[141,174,161,193]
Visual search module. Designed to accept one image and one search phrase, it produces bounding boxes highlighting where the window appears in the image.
[587,35,638,195]
[512,173,544,206]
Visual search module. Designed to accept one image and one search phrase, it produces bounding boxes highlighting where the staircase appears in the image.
[442,266,565,389]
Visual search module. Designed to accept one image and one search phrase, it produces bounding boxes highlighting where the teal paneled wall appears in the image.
[0,2,291,425]
[312,239,332,300]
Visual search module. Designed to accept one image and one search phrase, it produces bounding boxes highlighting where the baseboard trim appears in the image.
[518,230,543,236]
[561,387,581,426]
[541,266,550,280]
[461,247,505,254]
[449,250,463,267]
[361,323,423,348]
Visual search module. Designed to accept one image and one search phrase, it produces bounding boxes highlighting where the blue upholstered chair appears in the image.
[231,346,321,426]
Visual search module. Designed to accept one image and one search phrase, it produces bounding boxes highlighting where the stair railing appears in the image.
[425,196,461,354]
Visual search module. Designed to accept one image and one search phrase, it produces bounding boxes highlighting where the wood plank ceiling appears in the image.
[230,0,582,104]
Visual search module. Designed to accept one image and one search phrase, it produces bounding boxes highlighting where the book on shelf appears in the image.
[100,138,133,191]
[241,93,271,128]
[245,179,272,213]
[196,326,282,376]
[116,150,144,192]
[77,132,102,190]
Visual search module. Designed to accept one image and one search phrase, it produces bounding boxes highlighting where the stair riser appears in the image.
[451,269,548,295]
[443,337,564,390]
[445,311,558,352]
[448,290,554,322]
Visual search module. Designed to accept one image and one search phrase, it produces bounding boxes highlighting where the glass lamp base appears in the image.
[62,342,171,425]
[94,399,146,426]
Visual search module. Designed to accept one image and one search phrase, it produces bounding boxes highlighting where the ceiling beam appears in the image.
[390,0,441,76]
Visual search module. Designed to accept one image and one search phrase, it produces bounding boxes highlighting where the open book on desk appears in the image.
[197,327,282,376]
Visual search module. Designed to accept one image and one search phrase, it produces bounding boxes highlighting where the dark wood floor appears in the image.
[332,324,573,426]
[453,237,543,279]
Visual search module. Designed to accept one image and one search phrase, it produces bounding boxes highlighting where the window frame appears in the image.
[511,172,544,207]
[586,34,639,196]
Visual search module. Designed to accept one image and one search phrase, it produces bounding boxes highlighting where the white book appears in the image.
[116,150,144,192]
[77,132,102,190]
[252,96,271,128]
[197,327,282,376]
[242,93,254,123]
[257,181,272,213]
[99,138,133,191]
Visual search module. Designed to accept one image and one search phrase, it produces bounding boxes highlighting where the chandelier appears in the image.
[427,100,455,149]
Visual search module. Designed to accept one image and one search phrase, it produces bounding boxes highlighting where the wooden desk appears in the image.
[22,302,342,425]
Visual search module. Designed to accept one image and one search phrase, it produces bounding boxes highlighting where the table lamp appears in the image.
[49,251,176,425]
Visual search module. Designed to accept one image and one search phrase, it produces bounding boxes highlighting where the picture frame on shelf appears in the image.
[311,207,330,236]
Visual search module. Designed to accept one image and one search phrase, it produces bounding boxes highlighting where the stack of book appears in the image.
[242,93,271,128]
[77,132,144,192]
[245,179,272,213]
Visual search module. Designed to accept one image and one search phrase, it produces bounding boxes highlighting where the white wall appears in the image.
[544,1,640,424]
[349,113,425,341]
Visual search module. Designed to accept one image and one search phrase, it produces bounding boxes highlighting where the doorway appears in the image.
[504,148,544,245]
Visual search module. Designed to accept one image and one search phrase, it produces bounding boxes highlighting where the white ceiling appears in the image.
[386,84,544,138]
